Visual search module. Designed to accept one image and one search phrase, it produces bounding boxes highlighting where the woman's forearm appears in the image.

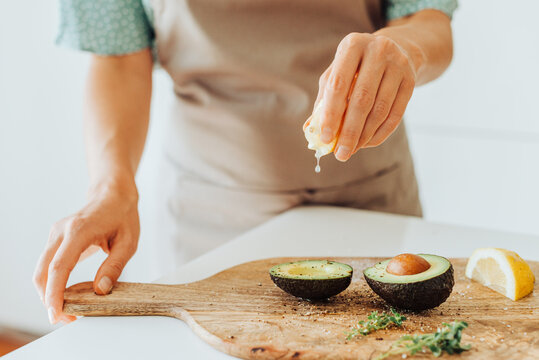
[83,49,153,196]
[376,9,453,86]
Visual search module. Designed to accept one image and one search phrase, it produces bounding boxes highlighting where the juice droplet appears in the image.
[314,152,321,173]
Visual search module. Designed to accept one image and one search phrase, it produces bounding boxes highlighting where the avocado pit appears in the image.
[386,253,431,276]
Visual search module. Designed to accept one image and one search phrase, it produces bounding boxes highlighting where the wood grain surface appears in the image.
[63,257,539,360]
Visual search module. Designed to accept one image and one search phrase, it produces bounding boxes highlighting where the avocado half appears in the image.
[269,260,353,300]
[363,254,454,311]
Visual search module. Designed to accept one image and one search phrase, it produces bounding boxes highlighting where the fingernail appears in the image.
[59,315,73,325]
[321,128,333,143]
[335,146,351,161]
[98,276,113,294]
[48,307,56,324]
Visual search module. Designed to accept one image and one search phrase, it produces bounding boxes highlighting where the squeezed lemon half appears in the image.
[304,100,336,172]
[465,247,535,301]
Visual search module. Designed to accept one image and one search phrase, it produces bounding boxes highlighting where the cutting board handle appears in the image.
[63,281,184,318]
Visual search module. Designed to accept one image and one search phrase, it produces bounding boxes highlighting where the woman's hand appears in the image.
[312,32,422,162]
[33,50,152,324]
[308,9,454,162]
[33,178,140,324]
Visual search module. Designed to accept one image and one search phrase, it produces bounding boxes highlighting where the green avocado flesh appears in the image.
[269,260,353,300]
[363,254,454,311]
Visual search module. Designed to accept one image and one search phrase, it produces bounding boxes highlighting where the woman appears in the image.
[34,0,456,324]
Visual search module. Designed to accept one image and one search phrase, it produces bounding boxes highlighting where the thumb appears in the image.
[93,237,136,295]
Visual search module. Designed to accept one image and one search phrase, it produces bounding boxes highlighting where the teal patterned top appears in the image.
[57,0,154,55]
[56,0,457,56]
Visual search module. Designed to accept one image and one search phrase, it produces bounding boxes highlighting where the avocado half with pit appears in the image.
[269,260,353,300]
[364,254,454,311]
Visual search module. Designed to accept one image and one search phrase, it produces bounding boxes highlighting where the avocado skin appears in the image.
[270,274,352,300]
[364,265,454,311]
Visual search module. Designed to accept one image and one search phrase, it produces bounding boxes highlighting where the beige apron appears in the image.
[151,0,422,271]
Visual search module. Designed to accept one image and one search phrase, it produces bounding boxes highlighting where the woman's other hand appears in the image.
[33,178,139,324]
[33,49,152,325]
[311,10,453,161]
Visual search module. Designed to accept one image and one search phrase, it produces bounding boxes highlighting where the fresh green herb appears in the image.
[345,308,406,339]
[374,321,472,359]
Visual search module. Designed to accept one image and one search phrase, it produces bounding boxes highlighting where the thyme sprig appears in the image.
[346,308,406,340]
[375,321,472,359]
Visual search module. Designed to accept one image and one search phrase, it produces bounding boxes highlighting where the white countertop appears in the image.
[7,206,539,360]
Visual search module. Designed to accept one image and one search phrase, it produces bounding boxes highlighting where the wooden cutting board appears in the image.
[63,257,538,360]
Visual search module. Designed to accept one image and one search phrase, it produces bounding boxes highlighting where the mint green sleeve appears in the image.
[386,0,458,20]
[56,0,153,56]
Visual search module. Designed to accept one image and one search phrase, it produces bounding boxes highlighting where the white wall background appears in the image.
[1,0,538,336]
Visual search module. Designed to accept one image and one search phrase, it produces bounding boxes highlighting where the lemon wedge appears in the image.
[304,99,336,172]
[465,248,535,301]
